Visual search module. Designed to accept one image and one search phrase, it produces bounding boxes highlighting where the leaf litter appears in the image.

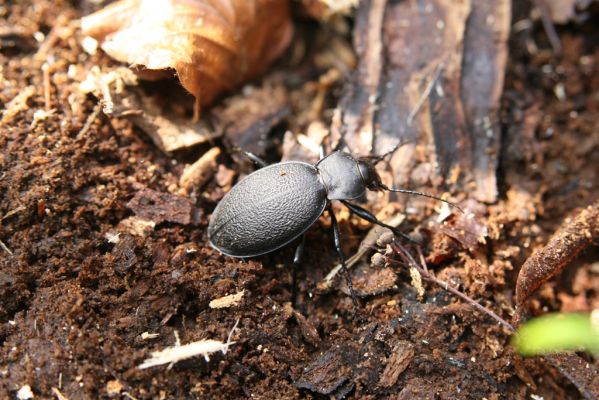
[1,0,598,399]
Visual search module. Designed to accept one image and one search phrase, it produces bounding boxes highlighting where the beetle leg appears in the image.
[234,147,268,168]
[328,205,359,311]
[319,143,326,160]
[341,201,424,246]
[291,235,305,306]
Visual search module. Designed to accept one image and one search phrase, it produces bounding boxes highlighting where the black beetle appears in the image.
[208,149,460,305]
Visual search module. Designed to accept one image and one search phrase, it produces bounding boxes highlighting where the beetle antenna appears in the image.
[378,183,464,213]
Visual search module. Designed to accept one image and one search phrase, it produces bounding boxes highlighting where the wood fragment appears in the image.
[0,206,26,221]
[295,349,352,395]
[409,266,424,298]
[141,332,160,340]
[16,385,34,400]
[1,86,36,124]
[105,379,123,396]
[283,303,321,346]
[0,239,13,255]
[213,82,290,159]
[515,200,599,307]
[127,188,200,225]
[379,341,414,388]
[374,0,471,185]
[117,217,155,237]
[138,319,239,369]
[127,104,219,154]
[209,290,245,309]
[51,387,69,400]
[179,147,221,196]
[122,392,139,400]
[335,0,387,156]
[460,0,511,202]
[542,0,593,24]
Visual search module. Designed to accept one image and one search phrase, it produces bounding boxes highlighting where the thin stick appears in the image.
[0,239,13,256]
[77,103,102,139]
[392,242,514,332]
[533,0,562,54]
[407,60,445,126]
[42,62,52,111]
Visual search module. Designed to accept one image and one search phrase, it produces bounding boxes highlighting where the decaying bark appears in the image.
[335,0,511,199]
[461,0,511,202]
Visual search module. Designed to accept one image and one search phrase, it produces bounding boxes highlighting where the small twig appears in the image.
[76,103,103,139]
[391,241,514,332]
[1,206,26,221]
[51,387,69,400]
[0,239,13,256]
[532,0,562,54]
[407,59,445,126]
[42,62,52,111]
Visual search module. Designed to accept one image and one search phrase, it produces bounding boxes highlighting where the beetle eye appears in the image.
[357,160,381,189]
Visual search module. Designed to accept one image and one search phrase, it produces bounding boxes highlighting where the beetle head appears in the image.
[357,158,383,191]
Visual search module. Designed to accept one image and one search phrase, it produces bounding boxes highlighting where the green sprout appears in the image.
[513,311,599,356]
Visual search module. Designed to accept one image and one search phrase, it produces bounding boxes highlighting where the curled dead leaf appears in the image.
[82,0,293,114]
[515,200,599,308]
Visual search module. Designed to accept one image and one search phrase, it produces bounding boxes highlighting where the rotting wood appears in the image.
[379,341,415,388]
[333,0,387,156]
[460,0,511,203]
[283,302,321,346]
[179,147,221,196]
[374,0,472,186]
[335,0,510,199]
[126,188,200,225]
[212,82,290,163]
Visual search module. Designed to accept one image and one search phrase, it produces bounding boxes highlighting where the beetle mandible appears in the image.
[208,148,460,306]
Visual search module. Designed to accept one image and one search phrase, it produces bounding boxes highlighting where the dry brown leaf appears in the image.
[515,200,599,307]
[81,0,293,114]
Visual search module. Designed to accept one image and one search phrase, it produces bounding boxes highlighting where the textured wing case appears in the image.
[208,162,327,257]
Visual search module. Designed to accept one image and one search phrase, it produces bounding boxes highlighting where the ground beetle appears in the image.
[208,146,460,307]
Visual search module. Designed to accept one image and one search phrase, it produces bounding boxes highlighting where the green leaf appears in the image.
[512,313,599,356]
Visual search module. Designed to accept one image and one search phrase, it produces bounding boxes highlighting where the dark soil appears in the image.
[1,1,597,399]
